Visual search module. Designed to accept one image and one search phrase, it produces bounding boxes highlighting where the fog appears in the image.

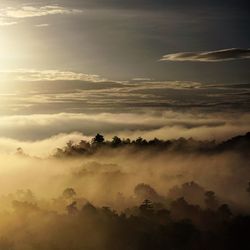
[0,146,249,210]
[0,134,249,249]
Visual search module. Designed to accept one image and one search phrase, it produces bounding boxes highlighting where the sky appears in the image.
[0,0,249,152]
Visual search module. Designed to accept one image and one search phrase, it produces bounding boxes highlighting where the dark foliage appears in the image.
[53,132,250,158]
[2,186,249,250]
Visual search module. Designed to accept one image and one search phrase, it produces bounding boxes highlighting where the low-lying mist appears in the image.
[0,147,249,210]
[0,133,249,249]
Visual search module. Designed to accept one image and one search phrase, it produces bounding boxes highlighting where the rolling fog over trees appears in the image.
[0,132,249,249]
[0,0,249,248]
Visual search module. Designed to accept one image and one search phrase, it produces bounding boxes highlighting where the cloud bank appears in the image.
[160,48,250,62]
[0,111,249,156]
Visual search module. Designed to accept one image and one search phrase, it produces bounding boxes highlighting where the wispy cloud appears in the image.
[0,69,106,82]
[35,23,50,27]
[1,70,250,119]
[0,18,17,26]
[132,78,152,81]
[160,48,250,62]
[0,5,81,18]
[0,5,82,25]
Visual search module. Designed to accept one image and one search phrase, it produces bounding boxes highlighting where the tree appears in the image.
[139,199,154,215]
[218,204,232,221]
[92,133,105,144]
[63,188,76,199]
[135,137,147,145]
[111,136,122,147]
[205,191,218,210]
[16,147,25,156]
[134,183,162,202]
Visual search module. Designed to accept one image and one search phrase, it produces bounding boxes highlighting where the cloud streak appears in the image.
[160,48,250,62]
[35,23,50,27]
[0,69,106,82]
[0,5,82,25]
[0,5,81,18]
[1,72,250,116]
[0,18,17,26]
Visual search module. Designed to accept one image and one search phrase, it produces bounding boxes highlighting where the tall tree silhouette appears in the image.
[92,133,105,144]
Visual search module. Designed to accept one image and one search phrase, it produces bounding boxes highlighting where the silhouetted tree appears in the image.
[168,181,205,206]
[139,199,154,216]
[111,136,122,147]
[134,137,147,146]
[52,131,250,158]
[134,183,163,202]
[16,147,25,156]
[205,191,218,210]
[218,204,232,221]
[122,138,131,144]
[92,133,105,144]
[2,184,250,250]
[171,197,200,222]
[63,188,76,199]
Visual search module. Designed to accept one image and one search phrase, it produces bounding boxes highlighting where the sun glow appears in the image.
[0,29,15,69]
[0,25,33,75]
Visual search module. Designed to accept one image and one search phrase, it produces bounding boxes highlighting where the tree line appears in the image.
[52,132,250,157]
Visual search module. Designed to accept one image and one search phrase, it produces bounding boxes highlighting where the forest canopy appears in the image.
[0,132,249,250]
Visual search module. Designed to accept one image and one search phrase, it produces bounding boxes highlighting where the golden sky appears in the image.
[0,0,249,147]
